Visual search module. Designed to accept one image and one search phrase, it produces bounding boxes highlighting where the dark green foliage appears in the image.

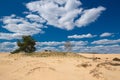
[11,35,36,54]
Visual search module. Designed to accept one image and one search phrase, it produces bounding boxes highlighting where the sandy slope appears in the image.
[0,53,120,80]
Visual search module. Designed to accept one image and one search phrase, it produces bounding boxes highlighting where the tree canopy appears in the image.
[11,35,36,54]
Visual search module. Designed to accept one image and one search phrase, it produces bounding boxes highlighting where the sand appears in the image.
[0,53,120,80]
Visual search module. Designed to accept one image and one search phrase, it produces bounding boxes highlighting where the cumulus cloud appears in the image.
[26,14,46,23]
[36,40,87,46]
[0,42,17,52]
[75,45,120,53]
[1,40,120,53]
[100,32,113,37]
[36,41,65,47]
[0,0,109,53]
[68,33,96,39]
[2,15,43,34]
[71,41,88,46]
[0,33,22,40]
[76,6,106,27]
[35,41,88,52]
[0,14,45,40]
[26,0,106,30]
[0,0,106,40]
[36,41,120,53]
[92,39,120,45]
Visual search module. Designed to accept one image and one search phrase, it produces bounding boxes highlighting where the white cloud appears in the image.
[0,42,17,52]
[36,41,65,46]
[35,41,88,52]
[26,14,46,23]
[100,32,113,37]
[36,41,120,53]
[2,15,43,34]
[83,45,120,53]
[65,0,82,11]
[61,44,120,53]
[92,39,120,45]
[0,0,106,41]
[1,41,120,53]
[58,9,82,30]
[76,6,106,27]
[0,0,106,40]
[71,41,88,46]
[0,14,45,40]
[68,33,96,39]
[0,33,22,40]
[26,0,106,30]
[36,41,87,47]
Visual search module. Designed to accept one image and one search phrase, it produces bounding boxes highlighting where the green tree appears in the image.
[11,35,36,54]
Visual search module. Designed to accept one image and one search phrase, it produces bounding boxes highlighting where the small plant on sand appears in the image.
[11,35,36,54]
[76,62,92,68]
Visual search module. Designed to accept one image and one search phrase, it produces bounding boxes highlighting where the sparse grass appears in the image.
[90,68,103,79]
[9,51,88,58]
[24,52,86,58]
[24,52,68,57]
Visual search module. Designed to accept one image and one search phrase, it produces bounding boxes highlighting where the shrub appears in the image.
[11,35,36,54]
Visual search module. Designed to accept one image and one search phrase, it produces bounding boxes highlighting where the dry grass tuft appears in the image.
[76,62,92,68]
[113,57,120,62]
[90,68,103,79]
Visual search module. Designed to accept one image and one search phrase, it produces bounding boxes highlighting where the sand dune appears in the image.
[0,53,120,80]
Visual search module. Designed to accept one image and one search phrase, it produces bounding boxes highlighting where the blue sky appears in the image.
[0,0,120,53]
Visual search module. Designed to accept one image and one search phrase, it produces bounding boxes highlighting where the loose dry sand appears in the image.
[0,53,120,80]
